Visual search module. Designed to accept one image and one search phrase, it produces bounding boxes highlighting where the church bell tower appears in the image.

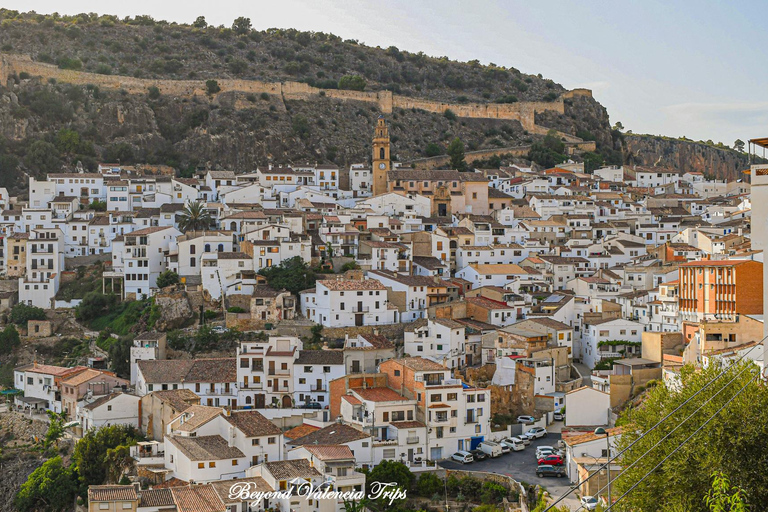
[372,116,391,196]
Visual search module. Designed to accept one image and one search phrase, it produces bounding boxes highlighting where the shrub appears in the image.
[338,74,366,91]
[227,306,246,313]
[155,270,179,289]
[147,86,161,99]
[9,303,46,325]
[443,109,457,121]
[205,80,221,95]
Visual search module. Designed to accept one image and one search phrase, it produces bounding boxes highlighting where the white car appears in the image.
[450,451,474,464]
[525,427,548,439]
[580,496,599,511]
[211,326,228,334]
[516,415,535,424]
[535,446,558,459]
[501,437,526,452]
[553,409,565,421]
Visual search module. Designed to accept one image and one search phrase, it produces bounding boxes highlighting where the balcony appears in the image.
[406,436,420,444]
[433,416,449,423]
[241,382,263,390]
[310,384,326,392]
[268,369,291,376]
[465,417,477,424]
[373,438,398,447]
[271,385,290,393]
[351,306,370,313]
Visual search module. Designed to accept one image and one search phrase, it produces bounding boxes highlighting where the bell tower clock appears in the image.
[372,116,391,196]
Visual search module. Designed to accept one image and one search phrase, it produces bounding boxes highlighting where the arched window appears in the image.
[218,244,224,252]
[230,221,237,231]
[245,395,252,404]
[204,244,211,252]
[379,147,385,160]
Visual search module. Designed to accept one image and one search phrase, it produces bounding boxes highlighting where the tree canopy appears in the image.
[73,424,141,488]
[258,256,316,296]
[9,303,47,325]
[613,360,766,511]
[447,137,467,171]
[528,130,567,169]
[178,201,212,232]
[156,270,180,289]
[15,457,77,512]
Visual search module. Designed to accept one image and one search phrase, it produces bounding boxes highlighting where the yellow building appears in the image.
[372,116,391,196]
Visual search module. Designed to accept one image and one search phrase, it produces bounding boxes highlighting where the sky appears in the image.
[5,0,765,147]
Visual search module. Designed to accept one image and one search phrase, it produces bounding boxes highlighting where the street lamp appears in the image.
[594,427,611,506]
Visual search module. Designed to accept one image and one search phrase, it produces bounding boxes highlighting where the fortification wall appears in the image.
[0,53,581,128]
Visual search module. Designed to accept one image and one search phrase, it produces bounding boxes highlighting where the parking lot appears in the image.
[438,430,580,510]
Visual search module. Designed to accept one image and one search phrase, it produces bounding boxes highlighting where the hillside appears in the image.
[0,9,752,194]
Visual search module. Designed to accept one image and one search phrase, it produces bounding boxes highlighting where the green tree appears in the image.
[0,324,20,354]
[232,16,252,35]
[310,324,323,345]
[228,59,248,75]
[292,115,310,139]
[73,424,140,487]
[103,142,135,164]
[45,410,67,448]
[156,270,180,288]
[147,85,161,99]
[105,445,134,483]
[258,256,317,296]
[583,151,605,173]
[613,121,624,131]
[417,472,443,497]
[528,130,567,169]
[447,137,467,171]
[75,292,118,322]
[613,360,768,511]
[205,79,221,95]
[107,336,132,378]
[9,303,47,325]
[14,456,77,512]
[338,75,366,91]
[733,139,745,152]
[366,460,413,507]
[24,140,61,172]
[192,15,208,29]
[178,201,212,232]
[705,471,749,512]
[425,143,444,157]
[54,128,82,156]
[89,199,107,211]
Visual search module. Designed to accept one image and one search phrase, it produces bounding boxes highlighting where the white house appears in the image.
[581,318,644,369]
[78,392,141,431]
[301,279,397,327]
[564,386,610,427]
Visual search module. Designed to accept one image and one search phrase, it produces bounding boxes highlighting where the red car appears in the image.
[538,455,564,466]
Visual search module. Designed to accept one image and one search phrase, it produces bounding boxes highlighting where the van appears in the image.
[501,437,526,452]
[477,441,503,458]
[450,450,474,464]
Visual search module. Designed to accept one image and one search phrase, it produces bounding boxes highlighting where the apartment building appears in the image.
[679,260,763,322]
[301,279,397,327]
[19,228,64,308]
[236,336,303,409]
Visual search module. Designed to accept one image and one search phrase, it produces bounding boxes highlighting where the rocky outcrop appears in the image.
[153,289,196,331]
[625,135,751,181]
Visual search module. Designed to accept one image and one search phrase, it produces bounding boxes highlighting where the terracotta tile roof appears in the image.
[139,488,174,507]
[62,368,112,387]
[148,389,200,412]
[291,423,369,446]
[357,333,395,349]
[318,279,386,291]
[468,263,527,275]
[524,318,571,330]
[397,357,448,372]
[679,260,752,267]
[88,485,138,502]
[466,296,513,310]
[153,477,189,489]
[295,350,344,365]
[170,485,226,512]
[353,387,409,402]
[304,444,355,461]
[82,392,134,411]
[167,435,245,461]
[563,427,624,446]
[264,459,322,480]
[210,477,272,503]
[284,424,321,440]
[138,358,236,383]
[390,420,426,429]
[172,405,224,432]
[342,395,362,405]
[126,226,173,236]
[224,410,282,438]
[27,363,87,377]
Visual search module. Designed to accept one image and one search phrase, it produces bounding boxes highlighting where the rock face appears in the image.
[153,289,195,331]
[625,135,751,181]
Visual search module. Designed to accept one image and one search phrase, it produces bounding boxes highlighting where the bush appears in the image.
[155,270,179,289]
[417,472,443,497]
[443,109,457,121]
[338,74,366,91]
[147,86,161,99]
[425,143,444,157]
[227,306,246,313]
[205,79,221,95]
[9,303,46,325]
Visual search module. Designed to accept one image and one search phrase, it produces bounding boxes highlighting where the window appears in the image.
[232,459,238,466]
[252,438,260,446]
[100,504,109,510]
[209,462,216,468]
[198,462,204,469]
[431,394,442,402]
[447,393,457,401]
[394,370,400,376]
[268,437,276,444]
[107,405,112,411]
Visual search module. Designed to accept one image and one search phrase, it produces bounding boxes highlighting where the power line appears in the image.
[543,339,765,512]
[604,372,758,511]
[572,362,759,512]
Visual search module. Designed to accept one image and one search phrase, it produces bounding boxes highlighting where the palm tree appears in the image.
[178,201,212,232]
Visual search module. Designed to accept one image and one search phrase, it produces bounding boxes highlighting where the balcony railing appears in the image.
[241,382,263,390]
[310,384,326,392]
[433,416,449,423]
[406,436,420,444]
[351,306,370,313]
[268,369,291,376]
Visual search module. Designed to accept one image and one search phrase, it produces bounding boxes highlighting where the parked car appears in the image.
[535,446,559,459]
[302,402,322,410]
[501,437,526,452]
[477,441,503,458]
[211,326,229,334]
[525,427,548,439]
[499,443,511,454]
[580,496,599,511]
[516,415,535,424]
[516,434,532,446]
[553,408,565,421]
[536,464,567,478]
[470,449,488,461]
[537,454,564,466]
[451,451,474,464]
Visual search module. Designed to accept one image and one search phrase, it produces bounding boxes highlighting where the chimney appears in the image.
[228,425,235,448]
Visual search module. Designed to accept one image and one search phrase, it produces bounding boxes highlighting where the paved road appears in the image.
[439,430,581,510]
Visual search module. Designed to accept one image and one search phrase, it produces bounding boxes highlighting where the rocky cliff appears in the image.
[624,135,751,181]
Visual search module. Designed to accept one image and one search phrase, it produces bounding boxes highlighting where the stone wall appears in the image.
[0,53,582,129]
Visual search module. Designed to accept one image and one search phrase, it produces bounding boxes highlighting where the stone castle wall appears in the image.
[0,53,580,129]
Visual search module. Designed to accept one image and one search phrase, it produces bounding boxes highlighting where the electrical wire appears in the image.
[543,338,766,512]
[570,363,759,512]
[604,372,758,511]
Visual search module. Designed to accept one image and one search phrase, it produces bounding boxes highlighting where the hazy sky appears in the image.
[5,0,765,147]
